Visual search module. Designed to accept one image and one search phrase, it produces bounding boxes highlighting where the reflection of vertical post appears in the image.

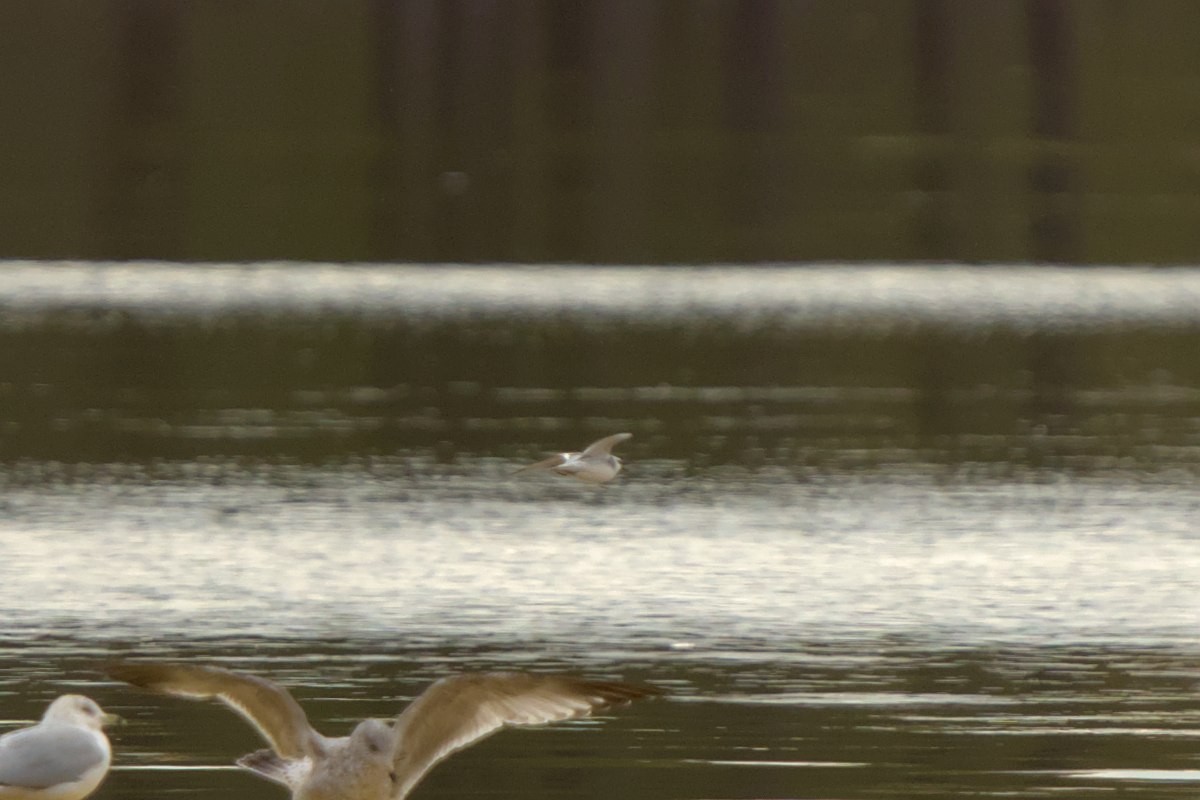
[509,1,550,261]
[544,2,587,260]
[94,0,185,259]
[725,0,785,261]
[1026,0,1078,263]
[1023,2,1077,453]
[380,0,511,263]
[589,0,655,263]
[369,0,403,260]
[379,0,440,261]
[1023,331,1075,471]
[442,0,510,262]
[912,0,952,259]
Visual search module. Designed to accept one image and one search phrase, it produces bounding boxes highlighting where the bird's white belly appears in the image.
[0,758,109,800]
[555,457,620,483]
[294,756,392,800]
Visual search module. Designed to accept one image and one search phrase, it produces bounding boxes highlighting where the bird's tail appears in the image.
[236,749,294,788]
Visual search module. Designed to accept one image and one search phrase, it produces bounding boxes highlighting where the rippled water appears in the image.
[3,262,1200,798]
[2,466,1200,646]
[4,261,1200,327]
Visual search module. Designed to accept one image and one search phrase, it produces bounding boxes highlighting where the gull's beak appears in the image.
[101,711,125,727]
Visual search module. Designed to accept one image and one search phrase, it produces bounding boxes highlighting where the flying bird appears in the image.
[106,661,661,800]
[514,432,632,483]
[0,695,119,800]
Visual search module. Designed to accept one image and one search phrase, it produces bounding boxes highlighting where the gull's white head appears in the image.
[42,695,119,730]
[351,718,394,756]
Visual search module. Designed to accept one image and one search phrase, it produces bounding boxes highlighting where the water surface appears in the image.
[2,262,1200,798]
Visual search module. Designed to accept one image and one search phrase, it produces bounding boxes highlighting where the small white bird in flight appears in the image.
[0,695,119,800]
[514,432,632,483]
[106,661,661,800]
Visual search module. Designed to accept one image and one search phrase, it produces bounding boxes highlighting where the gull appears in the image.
[106,661,661,800]
[0,695,119,800]
[514,432,632,483]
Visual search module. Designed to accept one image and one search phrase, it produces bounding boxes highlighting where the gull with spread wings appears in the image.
[106,661,660,800]
[513,432,632,484]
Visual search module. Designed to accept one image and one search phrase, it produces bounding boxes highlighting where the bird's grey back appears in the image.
[0,724,107,789]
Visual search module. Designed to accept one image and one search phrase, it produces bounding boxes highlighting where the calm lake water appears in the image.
[3,262,1200,799]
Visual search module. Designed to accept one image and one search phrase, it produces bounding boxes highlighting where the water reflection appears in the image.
[2,464,1200,646]
[8,637,1200,798]
[2,454,1200,798]
[2,262,1200,473]
[9,4,1200,265]
[1,263,1200,798]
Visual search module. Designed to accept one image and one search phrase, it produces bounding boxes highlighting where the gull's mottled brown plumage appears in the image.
[106,662,319,760]
[106,660,662,800]
[388,672,656,799]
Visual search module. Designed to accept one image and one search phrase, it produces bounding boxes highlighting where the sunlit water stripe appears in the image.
[952,724,1200,737]
[3,261,1200,328]
[682,759,866,768]
[746,691,1019,707]
[3,469,1200,646]
[1068,770,1200,782]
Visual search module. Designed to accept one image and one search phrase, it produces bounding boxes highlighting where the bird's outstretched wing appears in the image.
[389,672,661,799]
[580,432,632,457]
[512,453,569,474]
[106,661,322,760]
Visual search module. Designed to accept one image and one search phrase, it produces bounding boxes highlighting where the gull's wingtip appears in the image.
[582,678,667,705]
[104,660,237,696]
[103,660,156,687]
[513,454,567,475]
[237,748,293,787]
[104,660,203,696]
[582,432,634,456]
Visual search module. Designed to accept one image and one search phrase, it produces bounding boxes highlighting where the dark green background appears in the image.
[3,0,1198,264]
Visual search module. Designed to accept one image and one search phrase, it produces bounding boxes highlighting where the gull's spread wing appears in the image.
[580,432,632,457]
[389,672,660,799]
[106,661,321,760]
[513,453,569,474]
